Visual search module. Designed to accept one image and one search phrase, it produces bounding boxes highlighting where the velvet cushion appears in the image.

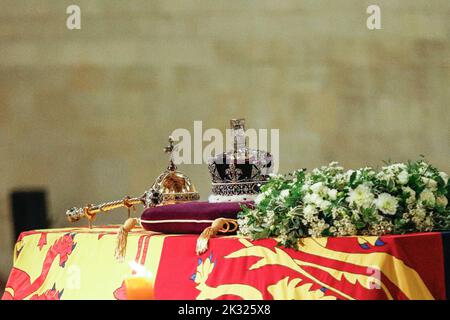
[140,201,252,234]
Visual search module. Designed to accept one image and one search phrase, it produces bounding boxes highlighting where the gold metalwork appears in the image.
[66,136,200,227]
[66,196,145,224]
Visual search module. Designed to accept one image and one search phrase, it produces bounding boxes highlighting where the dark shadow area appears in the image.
[10,190,49,242]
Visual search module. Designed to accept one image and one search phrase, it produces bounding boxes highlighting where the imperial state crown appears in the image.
[207,119,273,202]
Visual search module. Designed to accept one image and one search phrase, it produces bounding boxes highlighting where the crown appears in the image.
[207,119,273,202]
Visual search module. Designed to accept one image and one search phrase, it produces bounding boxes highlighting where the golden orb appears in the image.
[153,170,200,205]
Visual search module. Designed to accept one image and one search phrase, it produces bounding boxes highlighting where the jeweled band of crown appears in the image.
[211,181,265,196]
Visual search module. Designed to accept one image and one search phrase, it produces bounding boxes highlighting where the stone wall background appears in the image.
[0,0,449,284]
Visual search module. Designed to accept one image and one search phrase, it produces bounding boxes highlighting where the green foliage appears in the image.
[238,160,450,249]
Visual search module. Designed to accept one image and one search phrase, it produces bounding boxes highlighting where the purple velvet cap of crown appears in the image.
[140,201,253,234]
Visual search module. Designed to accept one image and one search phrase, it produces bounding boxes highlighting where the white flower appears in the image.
[301,184,310,192]
[278,230,288,243]
[319,200,331,211]
[334,173,346,184]
[303,205,318,222]
[409,206,433,232]
[303,193,313,204]
[368,219,394,235]
[423,217,434,231]
[439,172,449,185]
[303,193,322,206]
[377,167,395,181]
[264,210,275,226]
[397,170,409,185]
[310,182,328,196]
[279,189,290,200]
[237,216,250,235]
[402,187,416,205]
[351,210,360,220]
[331,208,339,219]
[377,172,393,181]
[437,196,448,208]
[385,163,407,171]
[310,182,323,192]
[332,216,357,236]
[308,219,329,237]
[345,170,355,182]
[374,193,399,215]
[255,193,265,205]
[419,189,436,207]
[421,177,438,191]
[412,207,426,219]
[327,189,338,200]
[346,184,374,209]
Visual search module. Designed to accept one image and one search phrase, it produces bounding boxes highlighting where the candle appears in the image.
[125,261,155,300]
[125,276,154,300]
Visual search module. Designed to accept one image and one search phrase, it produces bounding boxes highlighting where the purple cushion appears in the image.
[140,201,253,234]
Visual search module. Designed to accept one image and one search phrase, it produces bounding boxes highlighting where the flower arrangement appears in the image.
[238,159,450,249]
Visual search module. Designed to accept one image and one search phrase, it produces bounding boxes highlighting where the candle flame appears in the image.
[129,261,153,278]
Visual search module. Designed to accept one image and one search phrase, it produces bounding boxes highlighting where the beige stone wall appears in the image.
[0,0,449,281]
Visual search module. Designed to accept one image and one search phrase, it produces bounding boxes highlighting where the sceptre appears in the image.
[65,136,200,228]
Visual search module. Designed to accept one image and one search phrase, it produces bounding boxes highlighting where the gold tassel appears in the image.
[196,218,237,255]
[115,218,140,262]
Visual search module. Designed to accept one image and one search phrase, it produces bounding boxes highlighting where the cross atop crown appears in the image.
[230,118,245,131]
[164,136,177,171]
[230,118,246,156]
